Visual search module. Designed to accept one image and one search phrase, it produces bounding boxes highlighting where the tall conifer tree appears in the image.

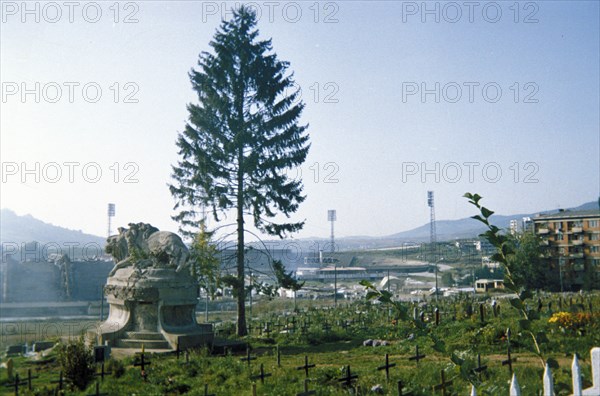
[170,7,309,336]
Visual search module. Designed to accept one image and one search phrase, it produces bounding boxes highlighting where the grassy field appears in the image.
[1,292,599,395]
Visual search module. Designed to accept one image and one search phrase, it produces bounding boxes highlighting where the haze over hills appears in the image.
[0,208,106,246]
[1,201,598,250]
[279,200,600,251]
[372,200,599,245]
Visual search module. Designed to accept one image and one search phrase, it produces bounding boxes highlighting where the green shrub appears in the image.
[106,358,125,378]
[56,336,95,390]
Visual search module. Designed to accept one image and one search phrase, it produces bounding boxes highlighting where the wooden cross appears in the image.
[133,351,151,381]
[377,353,396,381]
[5,368,39,393]
[250,363,272,384]
[273,321,285,333]
[290,316,297,331]
[276,345,281,367]
[94,363,112,381]
[408,345,426,365]
[479,303,485,323]
[502,348,517,374]
[296,378,316,396]
[433,370,453,395]
[502,328,517,374]
[86,382,108,396]
[339,320,350,331]
[338,365,358,387]
[472,354,488,376]
[202,384,216,396]
[300,321,309,335]
[296,355,316,378]
[175,341,189,362]
[240,348,257,367]
[263,322,272,337]
[50,370,72,392]
[4,373,27,395]
[466,304,473,317]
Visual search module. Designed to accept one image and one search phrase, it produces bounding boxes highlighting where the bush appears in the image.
[57,336,95,390]
[106,358,125,378]
[548,311,599,334]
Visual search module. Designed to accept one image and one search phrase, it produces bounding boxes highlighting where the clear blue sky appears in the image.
[1,1,599,241]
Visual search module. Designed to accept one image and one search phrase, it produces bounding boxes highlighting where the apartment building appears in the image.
[533,209,600,290]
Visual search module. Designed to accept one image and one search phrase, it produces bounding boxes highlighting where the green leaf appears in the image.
[481,207,495,219]
[366,291,379,301]
[509,298,524,310]
[519,290,533,300]
[501,244,515,256]
[359,280,374,289]
[398,308,409,321]
[518,319,531,330]
[379,290,393,302]
[537,332,550,344]
[432,339,446,353]
[471,215,488,225]
[528,310,540,320]
[450,352,464,366]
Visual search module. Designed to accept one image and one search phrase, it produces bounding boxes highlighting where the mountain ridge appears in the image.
[1,201,597,248]
[0,208,106,246]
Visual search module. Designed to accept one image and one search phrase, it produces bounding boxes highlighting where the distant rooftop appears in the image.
[533,209,600,220]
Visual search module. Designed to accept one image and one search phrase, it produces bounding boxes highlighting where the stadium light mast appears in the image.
[427,191,438,301]
[328,210,337,306]
[107,203,116,237]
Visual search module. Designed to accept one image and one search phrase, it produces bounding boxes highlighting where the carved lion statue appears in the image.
[106,223,190,277]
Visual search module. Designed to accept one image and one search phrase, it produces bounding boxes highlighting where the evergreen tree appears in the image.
[170,6,309,336]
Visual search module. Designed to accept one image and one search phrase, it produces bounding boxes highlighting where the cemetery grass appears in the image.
[1,293,599,395]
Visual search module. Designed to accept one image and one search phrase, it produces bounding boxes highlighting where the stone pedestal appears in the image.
[90,267,213,350]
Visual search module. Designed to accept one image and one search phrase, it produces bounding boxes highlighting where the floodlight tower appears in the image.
[107,203,116,237]
[328,210,337,306]
[427,191,438,300]
[328,210,336,253]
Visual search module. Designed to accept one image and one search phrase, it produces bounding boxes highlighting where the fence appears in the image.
[470,347,600,396]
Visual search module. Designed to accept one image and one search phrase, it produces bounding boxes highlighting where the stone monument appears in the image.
[90,223,213,350]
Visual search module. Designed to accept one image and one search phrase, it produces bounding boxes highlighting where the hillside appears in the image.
[0,209,106,246]
[386,200,599,243]
[1,200,597,251]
